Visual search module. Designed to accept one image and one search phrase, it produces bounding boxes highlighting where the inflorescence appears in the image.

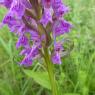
[0,0,72,66]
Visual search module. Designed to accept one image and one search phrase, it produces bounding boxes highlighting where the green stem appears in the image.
[44,48,58,95]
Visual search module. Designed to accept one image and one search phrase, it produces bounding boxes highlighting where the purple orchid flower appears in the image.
[10,0,25,18]
[53,19,72,37]
[0,0,72,66]
[16,34,29,49]
[52,0,69,17]
[51,41,64,64]
[20,56,32,66]
[40,8,52,27]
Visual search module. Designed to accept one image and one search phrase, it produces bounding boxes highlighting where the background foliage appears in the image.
[0,0,95,95]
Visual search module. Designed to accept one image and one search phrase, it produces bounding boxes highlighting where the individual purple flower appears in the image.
[53,19,72,37]
[51,42,64,64]
[16,34,29,49]
[54,42,64,52]
[2,12,25,34]
[52,0,69,17]
[20,56,32,66]
[28,45,41,60]
[10,0,25,18]
[2,12,15,25]
[51,52,61,64]
[40,8,52,27]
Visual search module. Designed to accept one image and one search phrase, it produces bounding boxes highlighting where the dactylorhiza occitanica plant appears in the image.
[0,0,72,95]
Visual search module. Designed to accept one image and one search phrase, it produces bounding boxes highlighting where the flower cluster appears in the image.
[0,0,72,66]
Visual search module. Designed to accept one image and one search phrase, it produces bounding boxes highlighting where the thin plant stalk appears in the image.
[44,48,58,95]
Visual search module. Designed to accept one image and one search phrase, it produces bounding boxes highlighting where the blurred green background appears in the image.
[0,0,95,95]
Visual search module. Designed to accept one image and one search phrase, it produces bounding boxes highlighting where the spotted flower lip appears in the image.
[0,0,72,66]
[51,41,64,64]
[52,0,69,17]
[10,0,25,18]
[53,19,72,37]
[16,34,29,49]
[51,52,61,64]
[54,42,64,52]
[3,13,15,25]
[40,8,53,27]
